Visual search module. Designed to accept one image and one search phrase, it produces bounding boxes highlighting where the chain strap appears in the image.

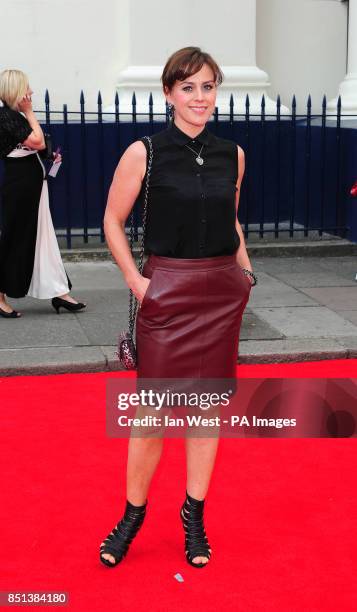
[128,135,153,338]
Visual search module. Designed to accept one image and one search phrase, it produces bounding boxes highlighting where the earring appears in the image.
[167,102,174,122]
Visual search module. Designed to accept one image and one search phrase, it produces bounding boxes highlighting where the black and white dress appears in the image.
[0,102,72,299]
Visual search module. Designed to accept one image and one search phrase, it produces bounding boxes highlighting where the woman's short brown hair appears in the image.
[161,47,224,92]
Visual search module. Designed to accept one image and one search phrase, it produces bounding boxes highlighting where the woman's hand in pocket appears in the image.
[245,273,254,290]
[132,275,151,306]
[237,264,253,293]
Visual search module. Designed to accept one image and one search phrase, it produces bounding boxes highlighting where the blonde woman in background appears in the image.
[0,69,86,317]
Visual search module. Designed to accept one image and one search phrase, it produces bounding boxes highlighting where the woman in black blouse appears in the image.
[0,69,85,317]
[101,47,256,569]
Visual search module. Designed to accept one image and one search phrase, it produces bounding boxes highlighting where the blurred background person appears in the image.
[0,69,86,318]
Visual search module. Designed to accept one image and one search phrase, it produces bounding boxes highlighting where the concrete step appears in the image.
[59,239,357,262]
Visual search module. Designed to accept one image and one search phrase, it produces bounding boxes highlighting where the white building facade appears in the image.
[0,0,354,116]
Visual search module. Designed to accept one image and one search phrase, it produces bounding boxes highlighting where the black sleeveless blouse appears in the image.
[139,120,240,258]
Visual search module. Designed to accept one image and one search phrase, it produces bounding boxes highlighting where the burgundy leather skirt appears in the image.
[135,254,251,380]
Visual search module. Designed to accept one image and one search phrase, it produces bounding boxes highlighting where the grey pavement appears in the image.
[0,245,357,375]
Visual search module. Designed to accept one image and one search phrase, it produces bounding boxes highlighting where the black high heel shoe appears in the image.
[100,499,147,568]
[180,491,212,568]
[0,307,22,318]
[51,297,86,314]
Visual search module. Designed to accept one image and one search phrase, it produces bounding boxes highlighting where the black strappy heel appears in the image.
[180,491,211,568]
[99,499,147,567]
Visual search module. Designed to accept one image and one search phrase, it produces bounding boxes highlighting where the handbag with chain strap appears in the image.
[116,135,153,369]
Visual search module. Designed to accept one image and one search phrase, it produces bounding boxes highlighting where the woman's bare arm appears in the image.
[104,140,150,303]
[234,145,253,272]
[18,96,46,150]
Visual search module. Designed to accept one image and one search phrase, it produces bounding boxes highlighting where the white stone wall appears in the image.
[257,0,348,112]
[0,0,349,113]
[0,0,129,112]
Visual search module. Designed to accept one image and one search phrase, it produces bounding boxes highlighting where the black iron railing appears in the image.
[1,90,356,247]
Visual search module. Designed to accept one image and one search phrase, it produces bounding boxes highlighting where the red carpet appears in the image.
[1,360,357,611]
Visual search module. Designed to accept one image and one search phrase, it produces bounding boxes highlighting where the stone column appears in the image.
[328,0,357,118]
[105,0,288,117]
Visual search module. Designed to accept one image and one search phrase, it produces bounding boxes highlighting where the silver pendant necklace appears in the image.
[184,143,205,165]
